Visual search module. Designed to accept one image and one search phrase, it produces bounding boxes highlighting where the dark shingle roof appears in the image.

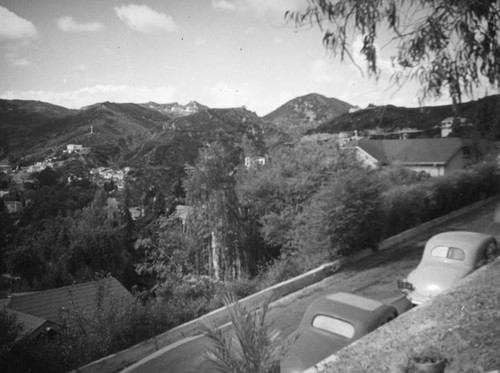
[5,277,133,323]
[5,309,54,338]
[357,138,467,165]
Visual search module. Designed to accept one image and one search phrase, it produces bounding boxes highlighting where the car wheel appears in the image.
[486,241,498,263]
[387,312,397,322]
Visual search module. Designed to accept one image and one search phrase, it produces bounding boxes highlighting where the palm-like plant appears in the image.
[202,294,294,373]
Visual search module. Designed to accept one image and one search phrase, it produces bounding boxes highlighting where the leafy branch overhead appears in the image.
[286,0,500,105]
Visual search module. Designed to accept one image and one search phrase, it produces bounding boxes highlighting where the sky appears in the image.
[0,0,492,116]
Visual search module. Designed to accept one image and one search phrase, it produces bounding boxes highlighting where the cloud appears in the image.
[212,0,237,11]
[57,16,104,32]
[309,59,341,83]
[115,4,177,33]
[0,6,37,41]
[10,56,31,67]
[193,37,207,46]
[3,49,33,67]
[212,0,304,15]
[72,64,88,72]
[0,85,178,109]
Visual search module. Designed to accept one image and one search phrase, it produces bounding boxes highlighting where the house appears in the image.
[0,162,12,174]
[355,138,484,177]
[1,277,134,340]
[27,161,54,173]
[66,144,83,154]
[4,200,23,214]
[439,117,471,137]
[244,156,266,169]
[128,206,144,220]
[175,204,190,225]
[90,167,126,190]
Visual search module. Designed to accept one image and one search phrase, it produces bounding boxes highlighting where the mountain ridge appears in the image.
[263,93,353,135]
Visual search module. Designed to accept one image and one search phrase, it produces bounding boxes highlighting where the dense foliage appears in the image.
[2,123,500,371]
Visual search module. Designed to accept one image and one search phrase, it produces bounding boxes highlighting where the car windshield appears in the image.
[312,315,355,338]
[431,246,465,261]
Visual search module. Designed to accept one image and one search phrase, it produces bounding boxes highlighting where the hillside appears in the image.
[0,100,77,159]
[123,107,268,193]
[263,93,353,135]
[141,101,209,118]
[0,97,271,201]
[311,94,500,139]
[0,100,173,163]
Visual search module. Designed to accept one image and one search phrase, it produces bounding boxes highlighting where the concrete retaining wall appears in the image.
[74,195,498,373]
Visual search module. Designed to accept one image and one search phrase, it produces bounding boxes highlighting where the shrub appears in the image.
[201,294,295,373]
[380,183,430,237]
[380,162,500,239]
[295,168,385,257]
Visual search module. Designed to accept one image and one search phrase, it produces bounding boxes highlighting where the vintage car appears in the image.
[398,231,497,305]
[280,292,404,373]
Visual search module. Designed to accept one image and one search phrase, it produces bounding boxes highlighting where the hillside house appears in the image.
[4,200,23,214]
[128,206,144,220]
[27,161,54,173]
[64,144,90,155]
[0,162,12,173]
[66,144,83,153]
[355,138,486,177]
[0,277,133,340]
[244,156,266,169]
[90,167,126,189]
[439,117,471,137]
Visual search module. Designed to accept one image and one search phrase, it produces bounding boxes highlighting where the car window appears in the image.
[312,315,355,338]
[430,246,448,258]
[447,247,465,261]
[430,246,465,261]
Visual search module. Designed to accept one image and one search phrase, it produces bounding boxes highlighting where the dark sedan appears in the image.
[280,292,401,373]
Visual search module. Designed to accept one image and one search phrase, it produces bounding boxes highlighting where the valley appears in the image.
[1,93,500,372]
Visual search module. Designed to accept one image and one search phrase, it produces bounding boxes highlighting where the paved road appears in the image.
[123,201,498,373]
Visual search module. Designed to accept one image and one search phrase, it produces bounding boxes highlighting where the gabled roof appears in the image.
[5,309,55,339]
[357,138,468,165]
[5,277,133,324]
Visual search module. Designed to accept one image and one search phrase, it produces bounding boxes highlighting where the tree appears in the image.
[287,0,500,106]
[294,168,385,258]
[185,141,246,281]
[0,309,23,365]
[37,167,59,187]
[237,139,360,255]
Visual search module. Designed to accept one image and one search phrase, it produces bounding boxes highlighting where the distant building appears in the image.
[90,167,126,190]
[4,201,23,214]
[244,156,266,169]
[65,144,90,155]
[27,161,54,173]
[66,144,83,153]
[355,138,485,177]
[175,205,190,225]
[128,206,144,220]
[439,117,470,137]
[0,162,12,173]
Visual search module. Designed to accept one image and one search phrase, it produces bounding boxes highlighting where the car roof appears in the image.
[301,292,394,332]
[424,231,493,258]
